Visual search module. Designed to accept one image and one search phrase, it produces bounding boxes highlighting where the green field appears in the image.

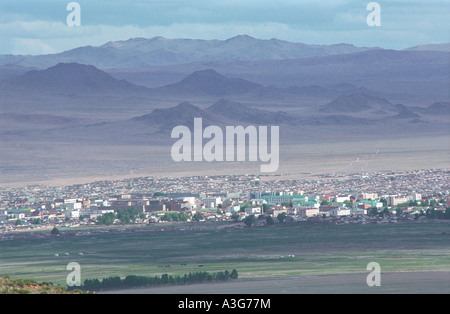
[0,221,449,292]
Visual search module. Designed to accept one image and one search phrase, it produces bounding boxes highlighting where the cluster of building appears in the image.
[0,169,448,233]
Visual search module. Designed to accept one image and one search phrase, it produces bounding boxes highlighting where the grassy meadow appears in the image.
[0,221,449,291]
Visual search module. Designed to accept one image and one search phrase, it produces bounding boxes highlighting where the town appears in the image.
[1,168,449,237]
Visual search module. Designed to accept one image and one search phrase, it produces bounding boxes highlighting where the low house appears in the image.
[299,207,320,218]
[330,207,351,216]
[249,199,267,205]
[294,201,320,210]
[266,205,288,217]
[245,207,261,216]
[319,204,340,215]
[350,208,367,215]
[334,195,351,203]
[81,208,115,219]
[225,205,241,214]
[357,200,383,209]
[321,195,334,202]
[358,203,372,210]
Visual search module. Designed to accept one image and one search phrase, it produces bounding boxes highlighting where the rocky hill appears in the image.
[0,276,92,294]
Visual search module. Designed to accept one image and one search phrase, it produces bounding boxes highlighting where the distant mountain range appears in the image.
[0,38,447,143]
[0,61,448,121]
[0,63,383,104]
[0,35,448,183]
[0,35,448,105]
[104,49,449,104]
[0,35,379,69]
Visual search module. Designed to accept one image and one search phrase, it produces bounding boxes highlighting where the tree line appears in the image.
[96,208,145,225]
[367,206,450,220]
[78,269,238,291]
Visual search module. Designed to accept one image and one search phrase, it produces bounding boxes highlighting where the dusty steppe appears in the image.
[1,135,449,187]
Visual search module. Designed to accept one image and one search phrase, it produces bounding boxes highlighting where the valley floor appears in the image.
[103,271,450,294]
[1,221,449,293]
[1,135,449,187]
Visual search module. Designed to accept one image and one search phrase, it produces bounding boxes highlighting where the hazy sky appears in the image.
[0,0,449,55]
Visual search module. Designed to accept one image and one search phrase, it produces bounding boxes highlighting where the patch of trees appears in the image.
[116,208,143,224]
[243,214,256,227]
[343,200,353,208]
[159,212,189,222]
[397,199,442,208]
[97,208,145,225]
[80,269,238,292]
[368,207,391,217]
[97,212,115,225]
[192,212,203,221]
[262,204,271,213]
[277,212,287,223]
[425,208,450,220]
[239,203,251,212]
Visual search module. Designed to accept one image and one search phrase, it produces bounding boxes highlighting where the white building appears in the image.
[330,207,351,216]
[202,197,222,209]
[80,208,114,218]
[350,208,367,215]
[181,197,197,209]
[0,210,8,222]
[299,207,320,218]
[334,195,350,203]
[10,213,25,220]
[294,202,320,210]
[387,196,410,206]
[92,209,114,215]
[225,205,241,213]
[64,198,81,204]
[62,202,82,210]
[65,209,80,219]
[245,207,261,216]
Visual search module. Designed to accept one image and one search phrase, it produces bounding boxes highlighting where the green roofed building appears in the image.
[262,195,308,205]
